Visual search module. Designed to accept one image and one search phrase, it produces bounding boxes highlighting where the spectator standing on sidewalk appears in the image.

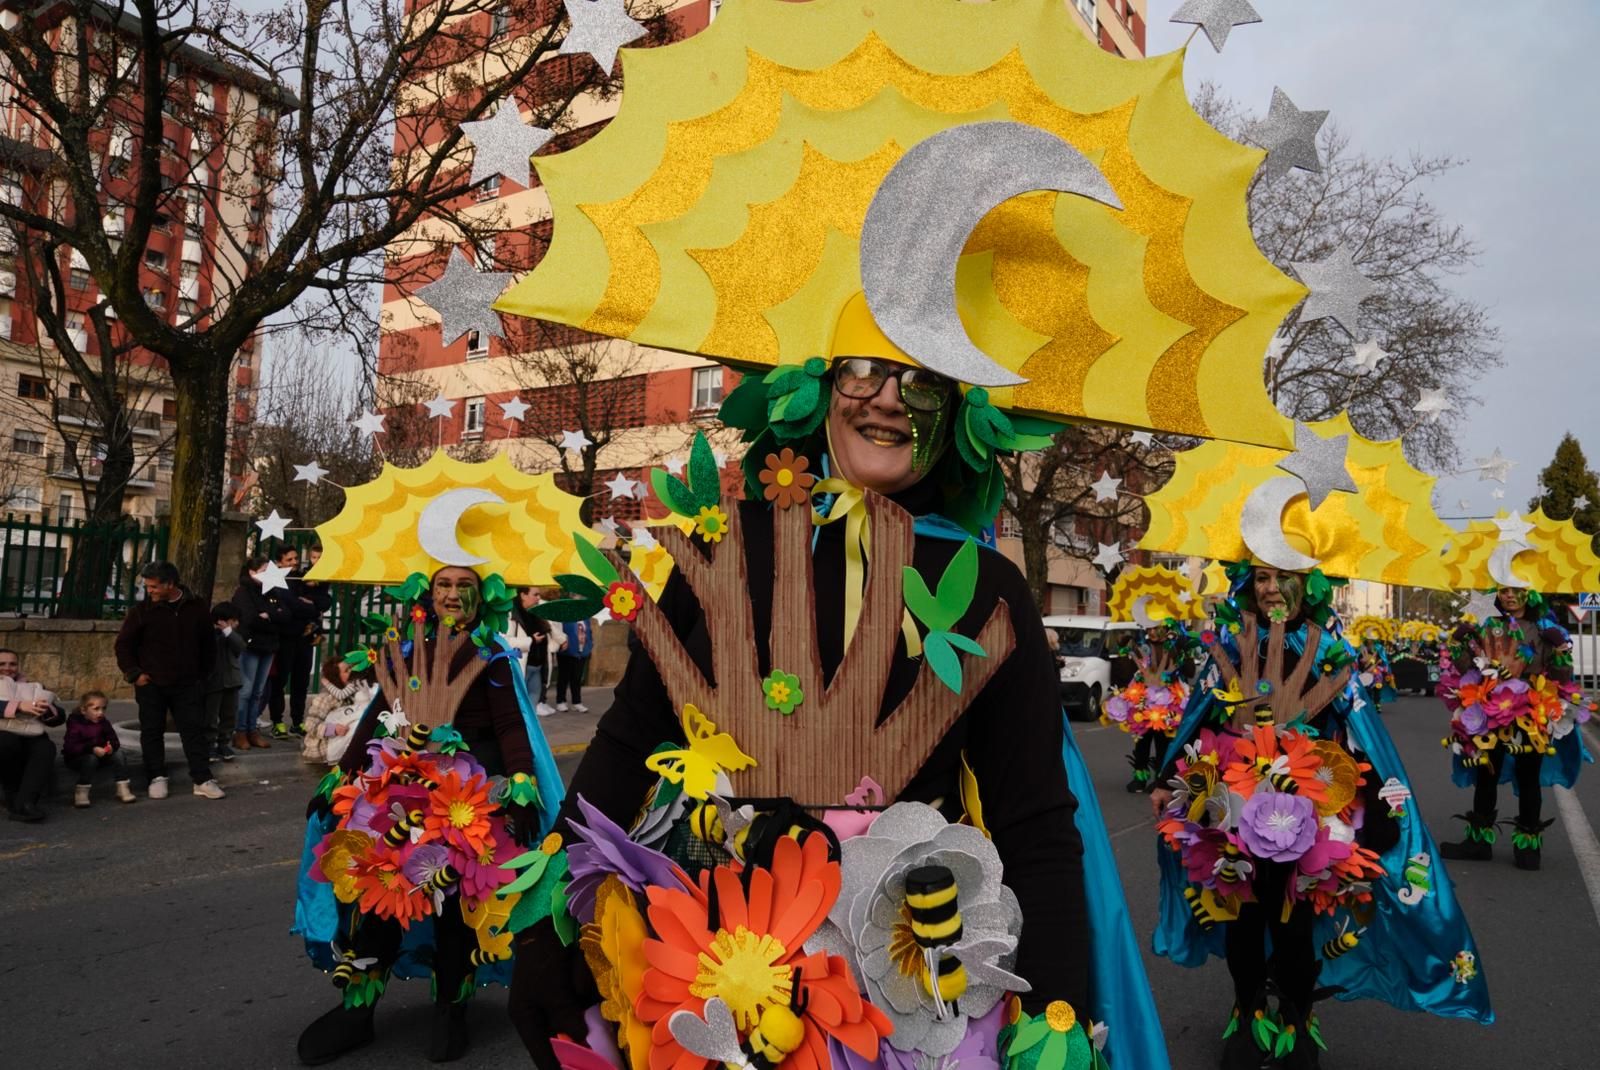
[62,690,135,806]
[0,648,66,822]
[232,556,292,750]
[205,603,245,763]
[555,617,594,713]
[269,543,324,740]
[509,587,554,716]
[114,561,224,801]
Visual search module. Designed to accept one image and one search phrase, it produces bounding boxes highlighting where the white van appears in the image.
[1042,614,1143,721]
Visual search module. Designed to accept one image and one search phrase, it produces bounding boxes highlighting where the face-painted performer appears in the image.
[1101,569,1203,795]
[1151,561,1489,1069]
[1436,586,1589,870]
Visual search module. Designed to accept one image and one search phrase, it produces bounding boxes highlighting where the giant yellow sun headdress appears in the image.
[1107,565,1204,625]
[304,451,594,585]
[1139,413,1457,589]
[494,0,1301,448]
[1439,509,1600,594]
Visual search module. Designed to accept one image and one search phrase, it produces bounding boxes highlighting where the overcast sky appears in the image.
[1147,0,1600,518]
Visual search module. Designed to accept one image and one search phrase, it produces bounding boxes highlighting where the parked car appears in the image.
[1391,654,1438,696]
[1043,615,1142,721]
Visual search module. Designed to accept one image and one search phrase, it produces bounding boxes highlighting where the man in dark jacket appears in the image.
[268,543,327,740]
[114,561,223,801]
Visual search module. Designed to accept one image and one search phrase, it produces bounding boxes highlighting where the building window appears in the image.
[466,329,489,360]
[144,288,167,311]
[475,175,501,202]
[475,234,497,269]
[11,429,43,455]
[997,511,1022,539]
[55,492,74,522]
[144,248,167,274]
[463,397,486,437]
[17,373,48,400]
[69,267,91,290]
[157,449,174,473]
[67,382,83,399]
[162,398,177,420]
[491,3,511,38]
[691,366,724,413]
[5,485,42,513]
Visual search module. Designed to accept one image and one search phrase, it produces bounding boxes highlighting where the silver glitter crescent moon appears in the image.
[1487,543,1531,589]
[416,488,505,567]
[1131,596,1157,629]
[1240,477,1321,572]
[859,122,1123,387]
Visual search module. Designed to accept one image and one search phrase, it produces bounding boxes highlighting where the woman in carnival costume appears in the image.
[289,454,576,1065]
[1102,568,1203,794]
[1151,562,1490,1069]
[1348,617,1397,712]
[1437,586,1591,870]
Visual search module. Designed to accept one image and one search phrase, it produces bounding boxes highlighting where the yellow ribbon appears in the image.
[812,477,922,656]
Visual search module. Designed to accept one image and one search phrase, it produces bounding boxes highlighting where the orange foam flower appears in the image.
[1224,726,1329,804]
[635,834,890,1070]
[424,770,495,857]
[758,448,816,509]
[351,845,431,927]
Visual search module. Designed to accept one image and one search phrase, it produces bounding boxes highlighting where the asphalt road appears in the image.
[4,695,1599,1069]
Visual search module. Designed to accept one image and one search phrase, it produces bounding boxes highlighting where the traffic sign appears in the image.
[1580,593,1600,609]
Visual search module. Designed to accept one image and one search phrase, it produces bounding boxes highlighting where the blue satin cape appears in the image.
[1153,625,1493,1023]
[291,634,567,985]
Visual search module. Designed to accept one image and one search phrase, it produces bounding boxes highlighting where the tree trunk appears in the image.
[1018,508,1051,615]
[167,357,233,599]
[58,421,134,618]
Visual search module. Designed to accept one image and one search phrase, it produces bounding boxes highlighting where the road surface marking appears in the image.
[0,842,51,862]
[1553,785,1600,933]
[552,742,589,756]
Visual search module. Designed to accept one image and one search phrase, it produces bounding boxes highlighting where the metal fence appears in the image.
[0,514,168,618]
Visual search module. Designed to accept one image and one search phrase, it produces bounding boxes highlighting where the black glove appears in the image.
[509,919,598,1070]
[506,801,541,848]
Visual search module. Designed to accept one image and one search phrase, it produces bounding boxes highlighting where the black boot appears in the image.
[1219,990,1270,1070]
[1510,818,1554,871]
[1126,755,1153,793]
[1275,998,1322,1070]
[427,1000,470,1062]
[1439,810,1496,862]
[297,1003,376,1066]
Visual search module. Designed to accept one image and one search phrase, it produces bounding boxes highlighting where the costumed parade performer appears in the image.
[1348,617,1397,712]
[1140,421,1495,1068]
[1436,586,1591,870]
[1103,567,1202,794]
[289,453,580,1064]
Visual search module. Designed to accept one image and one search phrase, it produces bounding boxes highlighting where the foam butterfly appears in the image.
[644,704,757,800]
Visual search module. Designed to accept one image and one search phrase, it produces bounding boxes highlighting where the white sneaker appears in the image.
[572,703,589,714]
[147,776,169,800]
[535,703,556,718]
[74,784,92,808]
[193,779,226,800]
[556,703,569,712]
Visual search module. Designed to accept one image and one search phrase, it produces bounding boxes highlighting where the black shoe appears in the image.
[272,722,291,740]
[6,804,46,823]
[1511,818,1552,871]
[1439,810,1496,862]
[292,722,308,737]
[213,745,236,762]
[1219,992,1270,1070]
[1276,1001,1322,1069]
[427,1001,470,1063]
[297,1003,376,1066]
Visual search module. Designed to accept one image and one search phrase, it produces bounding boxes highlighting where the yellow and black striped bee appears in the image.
[1254,756,1299,794]
[405,723,434,751]
[1321,920,1364,961]
[1183,886,1240,930]
[384,802,424,848]
[1212,842,1253,885]
[905,865,968,1015]
[330,947,380,988]
[419,863,459,900]
[739,1003,807,1070]
[468,947,507,967]
[689,801,725,845]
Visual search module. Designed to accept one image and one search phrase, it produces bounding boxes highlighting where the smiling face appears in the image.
[0,650,17,679]
[825,361,953,495]
[430,567,482,626]
[1250,566,1305,622]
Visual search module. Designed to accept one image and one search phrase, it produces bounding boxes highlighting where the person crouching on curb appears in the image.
[63,691,135,806]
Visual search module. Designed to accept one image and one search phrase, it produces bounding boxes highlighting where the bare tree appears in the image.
[0,0,673,601]
[1195,83,1500,471]
[244,335,368,525]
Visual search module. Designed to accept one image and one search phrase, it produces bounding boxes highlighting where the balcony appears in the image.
[52,397,164,437]
[46,452,158,490]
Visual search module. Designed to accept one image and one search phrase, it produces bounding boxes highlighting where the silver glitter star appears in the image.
[1090,472,1122,503]
[1128,431,1155,448]
[353,410,386,437]
[424,395,456,420]
[1291,245,1376,337]
[499,397,530,423]
[415,251,513,345]
[1246,87,1328,182]
[1170,0,1261,53]
[1459,590,1501,624]
[664,456,685,475]
[292,461,329,485]
[630,527,659,551]
[1472,448,1515,484]
[1092,542,1125,573]
[258,560,293,594]
[1413,387,1452,423]
[1277,422,1357,510]
[559,0,646,72]
[559,428,593,454]
[255,510,292,541]
[1493,511,1535,543]
[1491,488,1505,500]
[1349,339,1388,373]
[459,104,554,188]
[1575,494,1593,511]
[596,517,621,536]
[605,473,641,500]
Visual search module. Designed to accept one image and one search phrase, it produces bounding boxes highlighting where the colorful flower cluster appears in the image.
[311,737,520,928]
[1158,727,1385,916]
[1103,679,1188,739]
[1439,661,1591,763]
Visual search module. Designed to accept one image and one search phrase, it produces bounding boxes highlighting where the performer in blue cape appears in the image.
[1153,562,1490,1070]
[291,565,565,1065]
[1437,587,1591,870]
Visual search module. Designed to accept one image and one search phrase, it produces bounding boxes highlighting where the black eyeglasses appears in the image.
[831,357,955,413]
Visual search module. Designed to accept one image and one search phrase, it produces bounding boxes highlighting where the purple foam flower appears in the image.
[1483,678,1531,729]
[1237,791,1319,862]
[1147,686,1173,708]
[825,999,1002,1070]
[402,842,453,886]
[1104,694,1132,723]
[565,794,690,924]
[1457,702,1489,735]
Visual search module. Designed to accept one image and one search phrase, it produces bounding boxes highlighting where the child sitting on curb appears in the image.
[62,691,134,806]
[300,657,374,767]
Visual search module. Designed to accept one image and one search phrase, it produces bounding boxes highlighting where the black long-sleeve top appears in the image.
[114,589,215,686]
[558,493,1091,1014]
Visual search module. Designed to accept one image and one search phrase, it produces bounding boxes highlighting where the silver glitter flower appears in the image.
[816,803,1026,1058]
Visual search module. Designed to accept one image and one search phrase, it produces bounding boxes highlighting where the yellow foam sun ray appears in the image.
[1348,616,1396,644]
[1440,509,1600,594]
[304,451,596,586]
[1138,414,1457,590]
[1106,565,1204,624]
[494,0,1298,448]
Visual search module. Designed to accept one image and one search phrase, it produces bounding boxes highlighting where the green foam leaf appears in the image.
[572,537,620,587]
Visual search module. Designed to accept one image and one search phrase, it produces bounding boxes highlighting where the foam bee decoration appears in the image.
[329,946,380,988]
[668,994,807,1070]
[384,802,424,848]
